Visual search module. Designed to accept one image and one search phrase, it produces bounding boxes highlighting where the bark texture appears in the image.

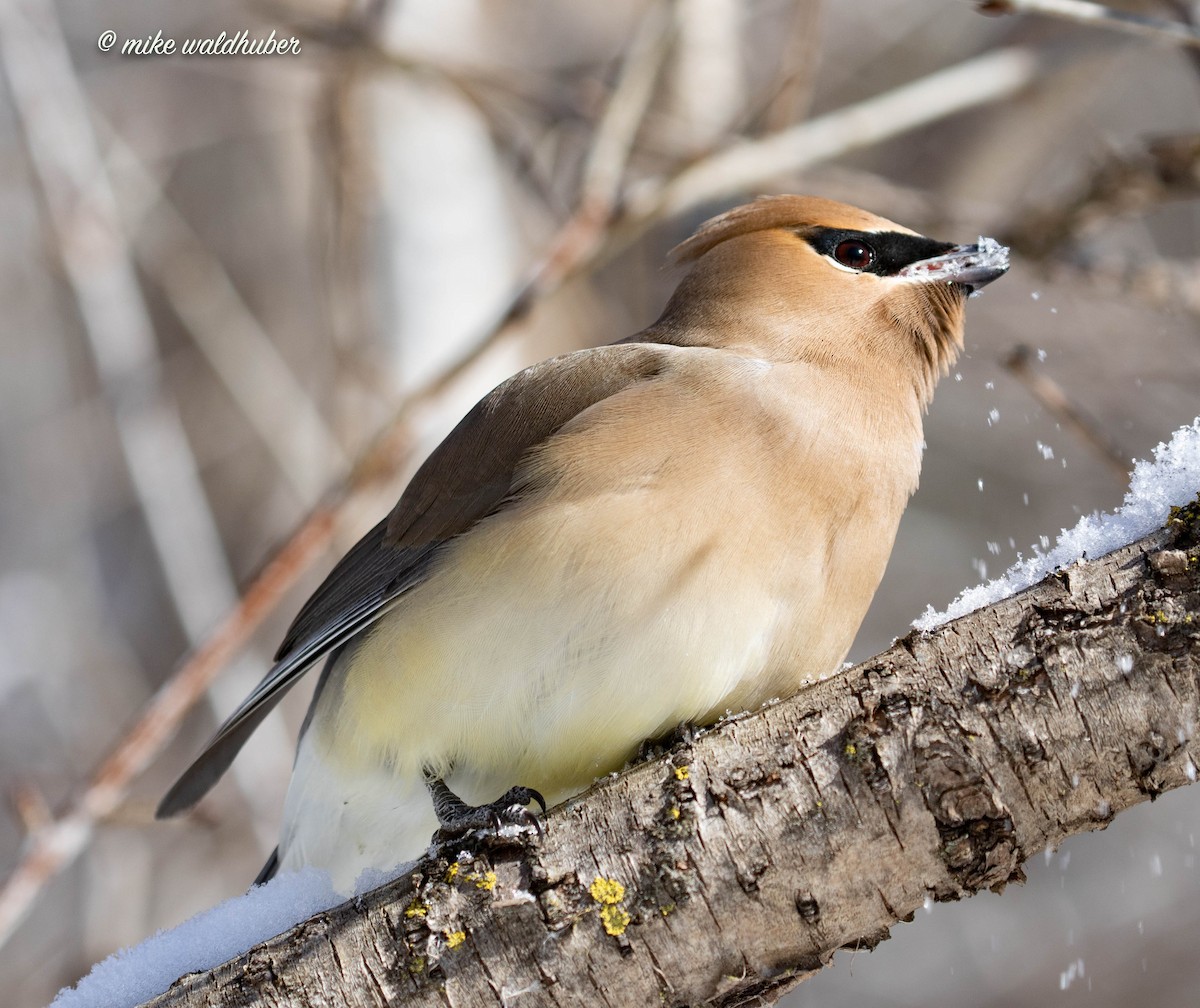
[144,503,1200,1008]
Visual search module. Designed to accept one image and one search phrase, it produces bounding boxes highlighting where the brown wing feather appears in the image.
[385,344,669,548]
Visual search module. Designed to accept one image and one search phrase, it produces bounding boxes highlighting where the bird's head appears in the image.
[656,195,1009,406]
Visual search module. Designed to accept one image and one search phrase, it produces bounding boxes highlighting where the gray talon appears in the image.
[424,773,545,842]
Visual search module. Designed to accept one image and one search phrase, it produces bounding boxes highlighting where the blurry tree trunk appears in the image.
[143,505,1200,1008]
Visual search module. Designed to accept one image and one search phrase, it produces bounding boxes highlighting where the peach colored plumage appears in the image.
[159,196,1009,893]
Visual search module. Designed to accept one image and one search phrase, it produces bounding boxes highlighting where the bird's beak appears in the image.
[898,236,1010,294]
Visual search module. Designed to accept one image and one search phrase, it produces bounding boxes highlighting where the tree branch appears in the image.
[975,0,1200,50]
[141,502,1200,1007]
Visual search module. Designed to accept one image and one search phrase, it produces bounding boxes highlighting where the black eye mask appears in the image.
[800,227,956,277]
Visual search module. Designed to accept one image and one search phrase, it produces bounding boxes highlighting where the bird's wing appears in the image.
[156,342,675,817]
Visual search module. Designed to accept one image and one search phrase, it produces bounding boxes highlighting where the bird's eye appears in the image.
[833,239,875,270]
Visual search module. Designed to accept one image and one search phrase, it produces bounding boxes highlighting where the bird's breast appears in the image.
[313,353,922,804]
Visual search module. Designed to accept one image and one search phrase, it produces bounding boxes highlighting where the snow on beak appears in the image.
[899,236,1010,294]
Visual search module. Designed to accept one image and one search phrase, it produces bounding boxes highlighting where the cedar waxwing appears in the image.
[158,195,1009,893]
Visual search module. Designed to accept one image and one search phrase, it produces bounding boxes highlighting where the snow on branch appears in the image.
[918,419,1200,628]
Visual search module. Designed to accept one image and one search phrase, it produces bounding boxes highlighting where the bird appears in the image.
[158,195,1009,894]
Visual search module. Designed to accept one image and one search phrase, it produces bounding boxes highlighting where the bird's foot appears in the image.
[425,774,547,845]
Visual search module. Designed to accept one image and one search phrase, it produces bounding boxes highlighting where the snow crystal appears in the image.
[916,419,1200,630]
[1059,958,1086,991]
[48,863,400,1008]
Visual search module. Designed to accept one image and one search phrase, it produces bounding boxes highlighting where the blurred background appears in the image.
[1,0,1198,1005]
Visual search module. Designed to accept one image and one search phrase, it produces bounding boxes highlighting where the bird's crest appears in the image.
[670,195,910,264]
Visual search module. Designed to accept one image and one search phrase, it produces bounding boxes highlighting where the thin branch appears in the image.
[976,0,1200,49]
[1002,133,1200,319]
[9,785,52,835]
[1090,255,1200,317]
[0,0,235,640]
[276,5,554,142]
[665,0,746,151]
[1162,0,1200,74]
[1004,133,1200,261]
[578,0,675,212]
[0,0,291,946]
[623,45,1039,223]
[0,509,335,950]
[100,122,350,505]
[758,0,825,134]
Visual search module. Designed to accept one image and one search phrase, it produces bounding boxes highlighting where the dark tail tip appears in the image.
[254,847,281,886]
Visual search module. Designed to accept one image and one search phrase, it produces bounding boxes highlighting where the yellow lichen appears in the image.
[444,929,466,949]
[404,900,428,919]
[668,806,680,820]
[445,862,459,883]
[1168,498,1200,527]
[473,870,497,891]
[599,904,632,936]
[844,742,857,757]
[589,876,626,904]
[590,876,631,935]
[673,765,690,781]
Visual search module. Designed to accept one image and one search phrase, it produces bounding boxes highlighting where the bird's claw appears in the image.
[489,789,546,838]
[426,775,546,845]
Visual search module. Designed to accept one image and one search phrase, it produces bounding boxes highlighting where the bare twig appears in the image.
[579,0,675,212]
[101,123,350,505]
[1004,344,1131,482]
[1002,132,1200,317]
[276,5,551,141]
[624,46,1039,223]
[1162,0,1200,74]
[1094,256,1200,317]
[0,0,292,945]
[1004,133,1200,260]
[758,0,824,133]
[977,0,1200,48]
[0,0,236,640]
[9,785,52,835]
[0,509,335,950]
[666,0,746,151]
